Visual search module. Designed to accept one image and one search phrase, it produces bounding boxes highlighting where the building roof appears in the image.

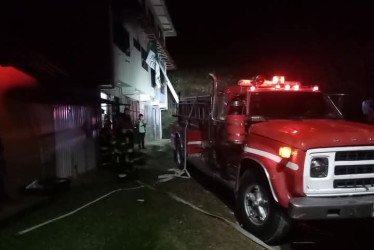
[149,0,177,37]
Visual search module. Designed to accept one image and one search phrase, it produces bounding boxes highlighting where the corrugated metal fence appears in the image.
[54,105,96,178]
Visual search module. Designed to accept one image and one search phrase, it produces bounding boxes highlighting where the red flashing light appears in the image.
[313,86,319,91]
[293,85,300,90]
[250,86,256,91]
[285,84,290,90]
[275,84,281,89]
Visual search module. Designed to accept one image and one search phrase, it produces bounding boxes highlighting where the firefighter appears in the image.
[99,114,113,167]
[113,108,134,179]
[362,98,374,124]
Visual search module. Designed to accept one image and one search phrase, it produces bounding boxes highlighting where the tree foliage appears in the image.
[168,68,238,97]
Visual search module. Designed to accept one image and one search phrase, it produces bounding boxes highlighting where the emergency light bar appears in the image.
[238,75,265,86]
[238,76,319,92]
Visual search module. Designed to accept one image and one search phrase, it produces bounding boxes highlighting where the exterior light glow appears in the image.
[238,79,251,85]
[279,147,292,158]
[293,85,300,90]
[250,86,256,91]
[285,84,290,90]
[313,86,319,91]
[275,84,281,89]
[273,76,285,84]
[273,76,279,84]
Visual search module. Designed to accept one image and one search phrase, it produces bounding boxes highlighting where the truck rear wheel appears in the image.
[236,171,290,245]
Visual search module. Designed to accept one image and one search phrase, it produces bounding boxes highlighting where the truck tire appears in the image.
[236,171,291,245]
[174,139,184,169]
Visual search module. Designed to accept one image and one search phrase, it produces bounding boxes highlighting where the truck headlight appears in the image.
[310,157,329,178]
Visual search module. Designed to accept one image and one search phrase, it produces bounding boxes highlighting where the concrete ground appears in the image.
[2,139,374,250]
[0,140,266,250]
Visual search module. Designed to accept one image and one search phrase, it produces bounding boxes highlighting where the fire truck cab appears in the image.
[170,74,374,244]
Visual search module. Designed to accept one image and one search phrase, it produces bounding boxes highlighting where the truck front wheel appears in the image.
[236,171,290,245]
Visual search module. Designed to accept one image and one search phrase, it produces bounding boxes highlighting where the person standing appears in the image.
[135,114,146,149]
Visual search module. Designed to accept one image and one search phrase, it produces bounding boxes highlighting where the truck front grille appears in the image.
[335,150,374,161]
[304,147,374,196]
[335,165,374,175]
[334,178,374,189]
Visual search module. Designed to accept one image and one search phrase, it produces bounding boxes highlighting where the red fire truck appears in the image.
[170,74,374,244]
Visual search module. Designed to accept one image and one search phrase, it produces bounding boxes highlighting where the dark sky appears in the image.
[165,0,374,94]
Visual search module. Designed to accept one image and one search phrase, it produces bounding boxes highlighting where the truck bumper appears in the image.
[288,195,374,220]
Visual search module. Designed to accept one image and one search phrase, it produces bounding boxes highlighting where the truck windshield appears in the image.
[249,92,342,120]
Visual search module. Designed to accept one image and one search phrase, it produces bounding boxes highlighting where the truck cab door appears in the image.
[208,94,227,170]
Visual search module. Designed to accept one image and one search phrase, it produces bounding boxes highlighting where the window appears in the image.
[250,92,342,119]
[113,20,130,56]
[148,9,155,28]
[216,95,227,120]
[141,47,148,71]
[160,71,166,94]
[133,38,140,51]
[151,68,156,88]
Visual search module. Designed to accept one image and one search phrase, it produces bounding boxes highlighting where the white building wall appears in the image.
[112,22,165,141]
[113,24,155,99]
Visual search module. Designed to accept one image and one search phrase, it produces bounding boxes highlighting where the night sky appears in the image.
[165,0,374,95]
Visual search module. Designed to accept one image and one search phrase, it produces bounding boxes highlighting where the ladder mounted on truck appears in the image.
[173,73,220,122]
[173,95,212,121]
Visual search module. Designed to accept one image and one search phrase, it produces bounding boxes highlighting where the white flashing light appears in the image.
[285,84,290,90]
[238,79,251,86]
[293,84,300,90]
[250,86,256,91]
[272,75,285,84]
[313,86,319,91]
[272,76,279,84]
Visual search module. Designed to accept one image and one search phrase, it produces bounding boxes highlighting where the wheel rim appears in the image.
[243,184,269,225]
